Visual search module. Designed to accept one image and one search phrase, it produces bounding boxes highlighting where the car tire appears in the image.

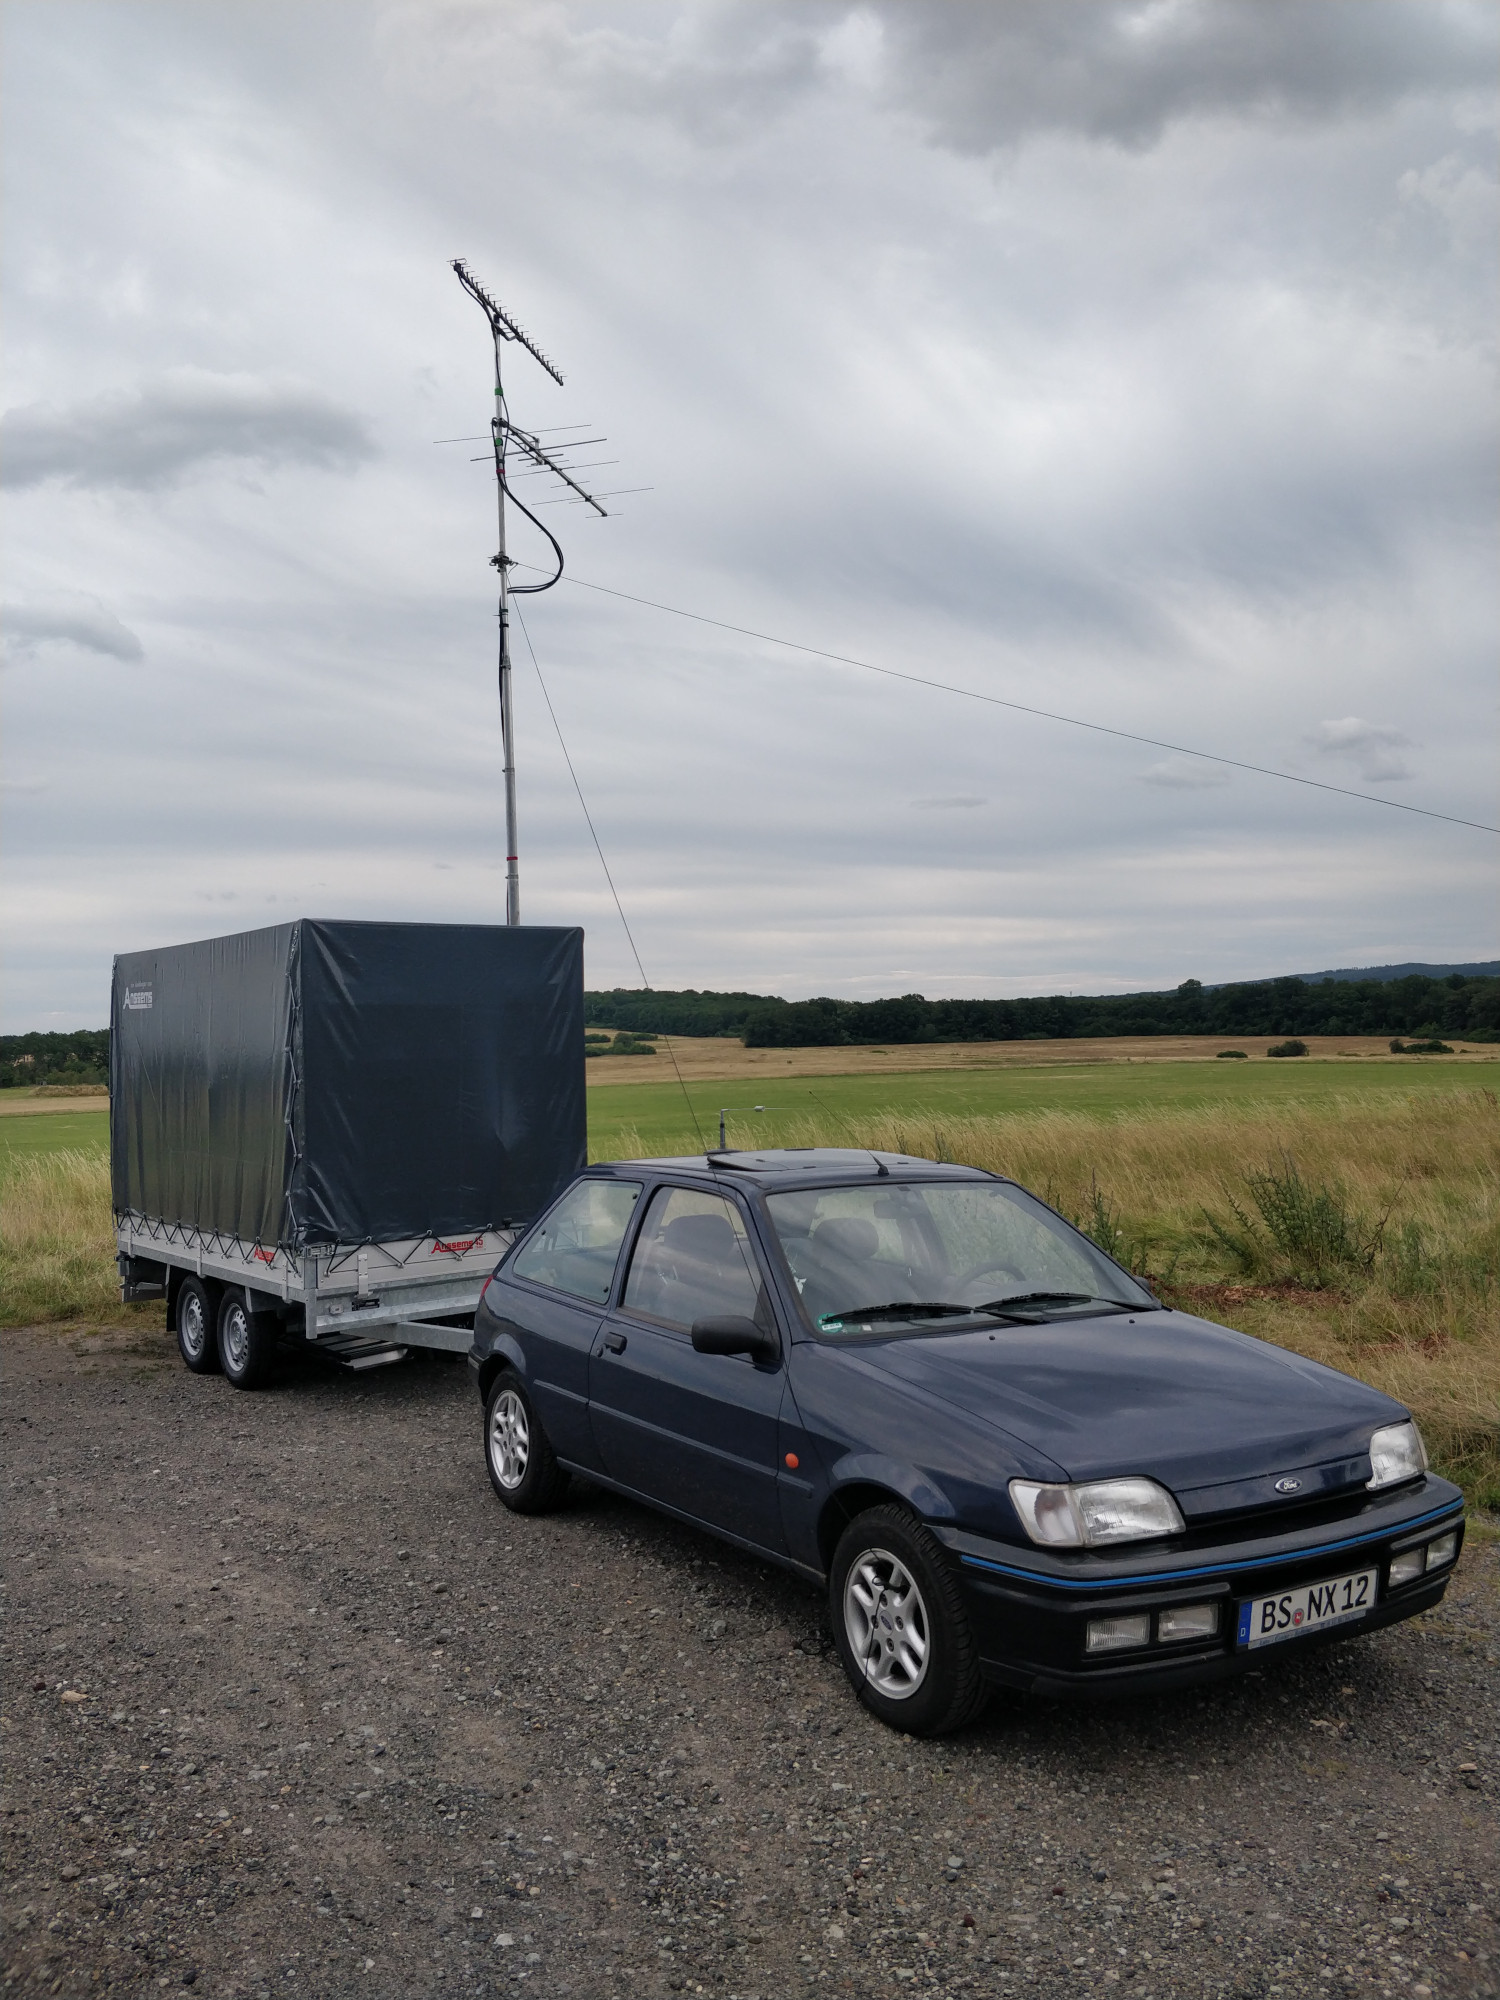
[830,1504,988,1737]
[485,1373,570,1514]
[217,1292,279,1390]
[176,1277,221,1374]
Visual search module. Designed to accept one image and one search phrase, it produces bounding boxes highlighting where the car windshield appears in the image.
[763,1179,1155,1336]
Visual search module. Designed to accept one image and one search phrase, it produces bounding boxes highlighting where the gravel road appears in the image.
[3,1322,1496,2000]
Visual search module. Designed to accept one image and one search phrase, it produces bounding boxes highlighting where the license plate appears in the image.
[1236,1567,1377,1650]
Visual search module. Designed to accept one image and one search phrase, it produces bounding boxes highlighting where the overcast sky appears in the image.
[3,0,1496,1031]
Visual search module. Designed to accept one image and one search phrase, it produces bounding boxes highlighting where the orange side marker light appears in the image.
[784,1452,800,1470]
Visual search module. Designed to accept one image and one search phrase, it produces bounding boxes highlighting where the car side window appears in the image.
[621,1186,765,1332]
[511,1179,643,1304]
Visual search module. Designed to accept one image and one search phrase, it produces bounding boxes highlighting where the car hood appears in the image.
[851,1309,1405,1514]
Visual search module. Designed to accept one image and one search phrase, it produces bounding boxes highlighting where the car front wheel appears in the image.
[485,1374,570,1514]
[830,1504,988,1736]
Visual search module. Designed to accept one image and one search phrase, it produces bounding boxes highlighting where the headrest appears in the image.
[811,1216,880,1262]
[661,1213,737,1262]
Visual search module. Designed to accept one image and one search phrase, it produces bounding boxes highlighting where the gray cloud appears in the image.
[1309,716,1416,783]
[869,0,1497,153]
[395,2,1494,154]
[383,1,832,143]
[0,370,375,491]
[913,795,987,809]
[2,593,145,664]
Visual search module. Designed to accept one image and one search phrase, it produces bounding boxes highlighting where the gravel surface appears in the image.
[3,1322,1496,2000]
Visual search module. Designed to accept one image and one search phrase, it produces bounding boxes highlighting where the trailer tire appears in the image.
[485,1373,569,1514]
[176,1277,221,1374]
[218,1292,279,1390]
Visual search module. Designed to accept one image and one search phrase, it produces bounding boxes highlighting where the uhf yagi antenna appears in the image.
[450,257,609,926]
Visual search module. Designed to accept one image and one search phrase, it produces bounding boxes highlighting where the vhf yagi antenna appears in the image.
[451,258,608,926]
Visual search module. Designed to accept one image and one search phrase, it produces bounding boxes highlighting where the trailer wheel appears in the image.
[218,1293,278,1390]
[176,1277,221,1374]
[485,1373,569,1514]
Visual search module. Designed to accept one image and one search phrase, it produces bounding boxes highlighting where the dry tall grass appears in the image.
[0,1151,153,1331]
[6,1098,1496,1505]
[688,1092,1500,1507]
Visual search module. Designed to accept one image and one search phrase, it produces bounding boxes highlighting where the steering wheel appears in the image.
[956,1258,1026,1291]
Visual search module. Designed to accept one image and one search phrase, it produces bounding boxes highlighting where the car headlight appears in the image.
[1366,1421,1427,1490]
[1010,1476,1185,1548]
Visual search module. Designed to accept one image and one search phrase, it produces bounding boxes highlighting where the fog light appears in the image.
[1156,1602,1220,1644]
[1388,1548,1425,1587]
[1425,1531,1458,1569]
[1086,1613,1151,1655]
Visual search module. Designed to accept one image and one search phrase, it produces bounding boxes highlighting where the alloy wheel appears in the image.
[489,1388,530,1491]
[843,1547,930,1699]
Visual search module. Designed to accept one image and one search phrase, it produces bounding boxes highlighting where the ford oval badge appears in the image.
[1274,1476,1303,1495]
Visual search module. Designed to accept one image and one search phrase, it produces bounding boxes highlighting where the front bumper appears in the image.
[937,1476,1464,1697]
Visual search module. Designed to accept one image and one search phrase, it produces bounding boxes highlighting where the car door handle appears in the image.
[602,1332,627,1354]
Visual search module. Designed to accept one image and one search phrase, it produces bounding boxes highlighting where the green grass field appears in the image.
[0,1107,111,1159]
[0,1057,1489,1164]
[585,1057,1492,1159]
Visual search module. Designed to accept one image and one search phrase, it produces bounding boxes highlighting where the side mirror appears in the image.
[691,1315,779,1363]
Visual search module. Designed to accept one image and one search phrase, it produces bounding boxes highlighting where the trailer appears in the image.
[111,919,585,1386]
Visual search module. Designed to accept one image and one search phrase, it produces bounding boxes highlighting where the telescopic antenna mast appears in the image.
[451,258,608,924]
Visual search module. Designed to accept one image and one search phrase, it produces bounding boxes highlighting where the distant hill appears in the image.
[1285,961,1499,985]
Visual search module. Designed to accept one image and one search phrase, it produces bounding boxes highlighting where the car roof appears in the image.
[584,1148,994,1190]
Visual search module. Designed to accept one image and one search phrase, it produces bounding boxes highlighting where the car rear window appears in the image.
[511,1179,643,1303]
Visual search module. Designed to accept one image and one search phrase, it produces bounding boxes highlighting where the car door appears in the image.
[588,1182,789,1554]
[496,1176,644,1473]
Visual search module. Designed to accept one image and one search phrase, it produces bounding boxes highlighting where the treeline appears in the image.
[0,1029,110,1088]
[584,990,776,1037]
[12,975,1496,1084]
[586,975,1500,1048]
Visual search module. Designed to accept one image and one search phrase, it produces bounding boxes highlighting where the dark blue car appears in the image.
[468,1149,1464,1736]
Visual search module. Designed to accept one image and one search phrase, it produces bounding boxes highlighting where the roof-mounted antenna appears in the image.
[451,258,609,925]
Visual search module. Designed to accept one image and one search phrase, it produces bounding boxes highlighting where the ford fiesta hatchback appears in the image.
[469,1150,1463,1735]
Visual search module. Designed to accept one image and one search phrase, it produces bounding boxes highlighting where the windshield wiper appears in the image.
[819,1301,975,1327]
[976,1291,1136,1316]
[819,1292,1134,1331]
[978,1290,1093,1309]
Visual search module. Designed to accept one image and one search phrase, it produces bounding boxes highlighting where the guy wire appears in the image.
[513,567,1497,837]
[512,603,708,1156]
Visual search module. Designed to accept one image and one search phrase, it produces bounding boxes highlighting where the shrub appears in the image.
[1390,1038,1453,1055]
[1266,1039,1308,1058]
[1216,1049,1248,1059]
[1202,1154,1383,1285]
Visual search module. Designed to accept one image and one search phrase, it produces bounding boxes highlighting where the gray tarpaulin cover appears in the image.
[110,921,585,1248]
